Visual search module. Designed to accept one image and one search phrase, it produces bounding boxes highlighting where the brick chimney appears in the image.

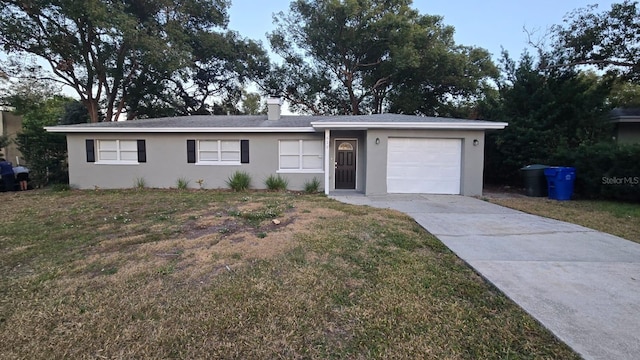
[266,96,282,121]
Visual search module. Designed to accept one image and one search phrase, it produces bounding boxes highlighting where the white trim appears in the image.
[46,122,508,133]
[278,139,324,172]
[276,169,324,174]
[311,122,508,130]
[45,126,317,133]
[324,129,330,195]
[94,161,140,166]
[195,162,241,166]
[196,139,241,164]
[95,139,139,165]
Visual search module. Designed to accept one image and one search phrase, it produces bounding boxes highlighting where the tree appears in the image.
[60,100,90,125]
[265,0,496,116]
[0,0,268,122]
[15,96,77,186]
[609,80,640,107]
[386,20,498,116]
[480,52,613,185]
[241,91,264,115]
[124,30,269,119]
[2,78,86,186]
[548,1,640,82]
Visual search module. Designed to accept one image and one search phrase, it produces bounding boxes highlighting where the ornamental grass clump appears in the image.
[304,177,321,193]
[265,174,289,191]
[226,171,251,191]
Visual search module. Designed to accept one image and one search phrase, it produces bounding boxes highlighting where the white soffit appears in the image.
[310,121,508,130]
[45,127,317,133]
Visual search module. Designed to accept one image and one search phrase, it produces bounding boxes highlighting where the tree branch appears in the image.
[541,59,637,70]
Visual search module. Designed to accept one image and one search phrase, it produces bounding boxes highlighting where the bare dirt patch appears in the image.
[69,198,348,288]
[0,189,580,359]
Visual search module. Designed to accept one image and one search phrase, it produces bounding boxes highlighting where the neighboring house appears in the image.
[46,98,507,196]
[0,111,24,163]
[610,108,640,144]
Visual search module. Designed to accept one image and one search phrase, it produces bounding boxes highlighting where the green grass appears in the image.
[489,197,640,243]
[229,200,284,227]
[0,189,580,359]
[48,183,71,192]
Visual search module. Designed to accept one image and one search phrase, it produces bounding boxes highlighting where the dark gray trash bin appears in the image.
[520,164,549,197]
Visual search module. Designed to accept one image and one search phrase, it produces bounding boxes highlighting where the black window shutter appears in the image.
[137,140,146,163]
[86,139,95,162]
[240,140,249,164]
[187,140,196,163]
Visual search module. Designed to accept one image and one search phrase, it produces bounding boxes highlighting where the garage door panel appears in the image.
[387,179,456,194]
[387,138,461,194]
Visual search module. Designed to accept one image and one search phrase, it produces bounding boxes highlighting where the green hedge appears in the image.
[550,142,640,201]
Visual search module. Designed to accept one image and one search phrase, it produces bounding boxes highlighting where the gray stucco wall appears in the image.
[65,128,489,195]
[66,132,325,190]
[363,129,486,196]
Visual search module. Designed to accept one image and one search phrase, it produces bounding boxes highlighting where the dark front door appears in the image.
[335,140,356,189]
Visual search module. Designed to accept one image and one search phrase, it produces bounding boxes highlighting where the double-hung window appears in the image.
[96,140,139,164]
[198,140,241,164]
[279,140,323,172]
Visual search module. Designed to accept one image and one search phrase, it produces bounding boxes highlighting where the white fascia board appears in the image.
[44,126,318,133]
[310,121,508,130]
[610,116,640,123]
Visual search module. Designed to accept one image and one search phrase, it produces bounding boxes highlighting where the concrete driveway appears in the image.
[332,194,640,360]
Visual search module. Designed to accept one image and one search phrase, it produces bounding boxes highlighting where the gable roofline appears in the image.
[45,113,508,133]
[610,107,640,123]
[310,121,508,130]
[45,126,317,133]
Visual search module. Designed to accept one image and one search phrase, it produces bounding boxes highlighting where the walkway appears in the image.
[332,194,640,360]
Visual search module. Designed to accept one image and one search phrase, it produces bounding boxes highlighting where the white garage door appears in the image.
[387,138,462,194]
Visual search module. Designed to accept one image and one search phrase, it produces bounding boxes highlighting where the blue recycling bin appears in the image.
[544,167,576,200]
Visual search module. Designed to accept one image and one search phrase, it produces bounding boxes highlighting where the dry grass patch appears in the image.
[0,189,579,359]
[488,196,640,243]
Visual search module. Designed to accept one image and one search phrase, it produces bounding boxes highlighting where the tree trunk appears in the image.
[83,99,101,123]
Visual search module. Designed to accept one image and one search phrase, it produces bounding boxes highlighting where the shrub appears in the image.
[549,142,640,201]
[176,177,190,190]
[304,177,321,193]
[265,174,288,191]
[227,171,251,191]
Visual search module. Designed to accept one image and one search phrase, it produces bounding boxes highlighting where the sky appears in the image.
[228,0,619,61]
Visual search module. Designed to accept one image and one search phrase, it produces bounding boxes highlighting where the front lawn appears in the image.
[488,196,640,243]
[0,189,578,359]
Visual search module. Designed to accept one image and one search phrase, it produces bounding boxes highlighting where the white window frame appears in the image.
[96,140,138,165]
[278,139,324,173]
[197,140,241,165]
